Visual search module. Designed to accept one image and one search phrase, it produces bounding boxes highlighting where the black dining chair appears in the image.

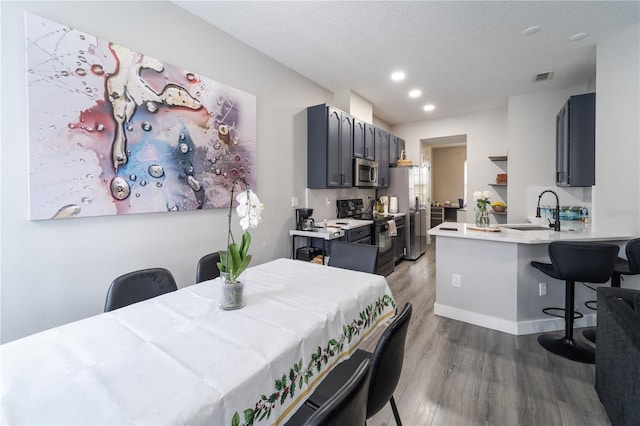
[306,303,412,426]
[285,359,371,426]
[196,252,221,283]
[530,241,618,363]
[104,268,177,312]
[328,241,378,274]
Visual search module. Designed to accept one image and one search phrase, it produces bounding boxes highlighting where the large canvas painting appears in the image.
[25,13,257,220]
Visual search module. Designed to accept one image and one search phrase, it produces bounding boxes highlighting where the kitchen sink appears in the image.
[500,225,555,231]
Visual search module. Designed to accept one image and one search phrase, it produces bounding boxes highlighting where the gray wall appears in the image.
[0,1,331,342]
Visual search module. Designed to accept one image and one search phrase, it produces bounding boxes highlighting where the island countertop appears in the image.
[427,222,633,244]
[427,221,633,336]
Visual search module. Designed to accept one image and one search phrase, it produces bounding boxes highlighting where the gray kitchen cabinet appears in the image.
[375,127,390,188]
[354,118,375,161]
[307,104,353,188]
[556,93,595,187]
[389,136,406,167]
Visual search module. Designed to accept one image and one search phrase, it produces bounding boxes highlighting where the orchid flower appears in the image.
[236,189,264,231]
[217,177,264,283]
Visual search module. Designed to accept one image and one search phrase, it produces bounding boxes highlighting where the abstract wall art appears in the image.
[25,13,257,220]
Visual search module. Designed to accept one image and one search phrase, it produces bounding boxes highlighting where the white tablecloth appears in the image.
[1,258,396,425]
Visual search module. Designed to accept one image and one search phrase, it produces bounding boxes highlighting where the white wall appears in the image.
[593,23,640,234]
[506,86,589,222]
[0,1,332,342]
[392,108,508,222]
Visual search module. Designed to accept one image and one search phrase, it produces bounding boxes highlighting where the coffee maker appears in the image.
[295,208,315,231]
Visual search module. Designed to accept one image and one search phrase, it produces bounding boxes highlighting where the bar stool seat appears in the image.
[530,241,619,364]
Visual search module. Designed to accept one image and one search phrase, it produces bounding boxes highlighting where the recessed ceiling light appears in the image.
[523,26,541,36]
[423,104,435,112]
[409,90,421,98]
[391,71,405,81]
[569,32,588,41]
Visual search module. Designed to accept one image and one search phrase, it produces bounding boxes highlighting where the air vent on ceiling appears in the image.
[534,71,554,82]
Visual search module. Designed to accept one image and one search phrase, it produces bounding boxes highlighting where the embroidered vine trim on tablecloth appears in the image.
[230,294,396,426]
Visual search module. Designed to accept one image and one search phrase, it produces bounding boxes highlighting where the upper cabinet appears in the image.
[375,127,390,188]
[307,104,353,188]
[389,136,406,166]
[307,103,405,189]
[354,118,375,161]
[556,93,595,187]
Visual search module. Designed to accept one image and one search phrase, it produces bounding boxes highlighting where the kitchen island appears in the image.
[427,222,632,335]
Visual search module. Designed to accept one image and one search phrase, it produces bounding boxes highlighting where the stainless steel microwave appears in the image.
[354,158,378,187]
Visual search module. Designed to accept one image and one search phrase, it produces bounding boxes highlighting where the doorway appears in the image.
[421,135,467,226]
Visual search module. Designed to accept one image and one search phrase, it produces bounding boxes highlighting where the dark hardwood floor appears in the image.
[362,238,611,426]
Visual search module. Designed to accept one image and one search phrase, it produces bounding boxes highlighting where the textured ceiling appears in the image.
[173,1,639,125]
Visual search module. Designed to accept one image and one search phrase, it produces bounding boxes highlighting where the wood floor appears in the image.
[362,238,611,426]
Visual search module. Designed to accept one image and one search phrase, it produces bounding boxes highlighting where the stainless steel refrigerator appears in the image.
[380,166,429,260]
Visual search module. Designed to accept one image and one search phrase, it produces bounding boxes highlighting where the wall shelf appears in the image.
[489,155,508,161]
[489,183,507,186]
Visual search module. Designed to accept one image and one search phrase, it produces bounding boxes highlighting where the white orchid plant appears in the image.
[473,190,493,210]
[218,177,264,283]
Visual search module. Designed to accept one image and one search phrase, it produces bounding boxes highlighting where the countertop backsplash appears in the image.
[526,186,592,230]
[291,188,377,228]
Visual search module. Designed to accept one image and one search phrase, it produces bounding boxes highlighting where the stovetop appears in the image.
[357,212,395,222]
[336,198,395,224]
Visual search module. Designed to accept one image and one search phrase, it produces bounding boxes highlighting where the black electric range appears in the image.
[336,199,396,276]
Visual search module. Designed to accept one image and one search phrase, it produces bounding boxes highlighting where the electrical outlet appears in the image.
[539,282,547,296]
[452,274,461,288]
[291,197,299,207]
[326,197,331,206]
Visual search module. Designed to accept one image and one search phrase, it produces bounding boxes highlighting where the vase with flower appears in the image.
[473,190,492,228]
[217,176,263,310]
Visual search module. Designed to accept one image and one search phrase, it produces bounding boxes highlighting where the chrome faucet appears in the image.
[536,190,561,231]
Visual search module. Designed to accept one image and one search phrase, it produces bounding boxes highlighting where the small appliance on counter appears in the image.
[389,197,399,213]
[295,208,315,231]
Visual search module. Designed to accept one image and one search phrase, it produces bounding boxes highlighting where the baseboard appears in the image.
[434,303,597,336]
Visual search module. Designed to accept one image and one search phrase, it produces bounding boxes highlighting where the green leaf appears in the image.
[240,231,252,258]
[217,251,229,272]
[244,409,255,425]
[229,243,241,272]
[232,412,240,426]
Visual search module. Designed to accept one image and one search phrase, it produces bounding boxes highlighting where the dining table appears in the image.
[0,258,396,425]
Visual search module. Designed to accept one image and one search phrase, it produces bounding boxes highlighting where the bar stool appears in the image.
[583,238,640,343]
[530,241,619,364]
[611,238,640,287]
